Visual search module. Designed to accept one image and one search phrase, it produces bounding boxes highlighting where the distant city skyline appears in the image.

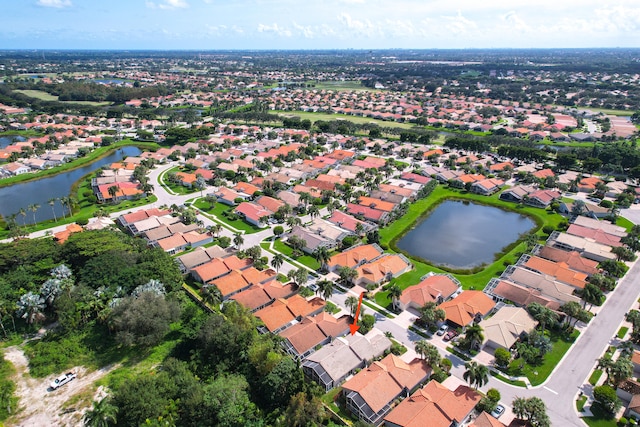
[2,0,640,50]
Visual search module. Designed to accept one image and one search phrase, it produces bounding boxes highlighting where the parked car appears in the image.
[443,329,458,342]
[436,324,449,336]
[50,372,77,390]
[491,404,505,418]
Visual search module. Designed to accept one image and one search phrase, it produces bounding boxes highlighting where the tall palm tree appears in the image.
[312,246,331,272]
[415,340,441,367]
[308,205,320,219]
[271,253,284,273]
[107,185,119,204]
[28,203,40,225]
[387,284,403,311]
[83,397,118,427]
[316,279,334,301]
[463,361,489,390]
[233,232,244,250]
[58,197,68,219]
[345,295,359,317]
[48,198,58,222]
[512,397,529,420]
[18,208,27,226]
[581,283,604,310]
[464,324,485,351]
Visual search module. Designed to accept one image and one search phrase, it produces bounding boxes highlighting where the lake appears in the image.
[396,200,535,269]
[0,146,141,224]
[0,135,26,149]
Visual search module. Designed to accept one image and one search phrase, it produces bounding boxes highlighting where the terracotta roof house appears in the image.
[384,381,481,427]
[369,190,406,205]
[438,290,496,328]
[327,210,375,234]
[229,281,296,312]
[471,178,504,196]
[357,196,397,213]
[234,181,260,197]
[535,245,599,276]
[190,255,252,283]
[567,224,622,247]
[255,295,325,334]
[302,330,392,391]
[346,203,389,224]
[214,187,245,206]
[504,266,582,304]
[399,172,431,185]
[53,223,83,243]
[234,202,272,227]
[532,168,555,180]
[280,312,352,360]
[525,189,562,208]
[155,231,213,255]
[327,244,384,272]
[126,215,181,236]
[398,274,461,311]
[256,195,285,214]
[354,254,412,287]
[276,190,302,208]
[379,183,415,199]
[470,411,507,427]
[210,267,276,299]
[519,255,588,289]
[484,278,562,310]
[343,354,431,425]
[632,350,640,378]
[479,306,537,350]
[578,176,604,193]
[144,222,199,244]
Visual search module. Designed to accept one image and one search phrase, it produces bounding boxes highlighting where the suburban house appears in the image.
[288,225,337,254]
[255,295,325,334]
[470,411,507,427]
[572,216,627,237]
[517,254,588,289]
[383,381,481,427]
[479,306,538,351]
[144,222,199,245]
[559,201,609,219]
[398,273,461,311]
[499,185,536,204]
[346,203,389,224]
[190,255,252,284]
[125,215,181,236]
[484,278,563,310]
[302,330,392,391]
[354,254,412,288]
[255,195,285,214]
[214,187,245,206]
[567,224,622,247]
[533,245,599,276]
[470,178,504,195]
[175,245,228,273]
[357,196,397,213]
[502,266,582,304]
[547,231,616,262]
[229,280,296,312]
[617,379,640,419]
[234,201,272,227]
[438,290,496,328]
[327,210,376,234]
[525,189,562,208]
[155,231,213,255]
[209,267,276,300]
[118,208,172,230]
[342,354,431,425]
[327,244,384,272]
[279,312,352,360]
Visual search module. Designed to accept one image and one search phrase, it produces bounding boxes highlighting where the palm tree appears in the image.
[419,302,446,329]
[317,279,334,301]
[528,303,559,333]
[18,208,27,226]
[271,253,285,273]
[464,324,485,351]
[83,397,118,427]
[619,341,635,359]
[200,286,221,308]
[27,203,40,225]
[16,292,45,325]
[337,266,358,286]
[286,216,302,229]
[312,246,331,272]
[345,295,359,317]
[512,397,529,420]
[387,284,403,311]
[58,197,68,219]
[48,198,58,222]
[463,361,489,390]
[308,205,320,219]
[107,185,119,204]
[233,232,244,250]
[581,282,604,310]
[415,340,441,366]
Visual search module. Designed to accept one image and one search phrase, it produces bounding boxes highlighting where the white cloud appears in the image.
[336,13,379,37]
[257,23,292,37]
[36,0,72,8]
[442,10,477,35]
[146,0,189,10]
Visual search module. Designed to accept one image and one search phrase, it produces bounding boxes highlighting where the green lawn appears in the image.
[489,370,527,387]
[272,239,320,270]
[589,369,604,386]
[193,199,262,234]
[14,89,111,106]
[576,395,587,412]
[273,110,417,130]
[582,402,618,427]
[515,329,579,386]
[159,166,199,195]
[321,387,355,423]
[306,80,376,92]
[618,326,629,339]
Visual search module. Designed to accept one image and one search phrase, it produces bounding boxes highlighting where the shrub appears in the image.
[542,225,555,235]
[494,347,511,368]
[619,417,628,426]
[593,385,622,415]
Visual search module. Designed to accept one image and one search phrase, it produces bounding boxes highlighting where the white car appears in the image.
[50,372,77,390]
[436,324,449,336]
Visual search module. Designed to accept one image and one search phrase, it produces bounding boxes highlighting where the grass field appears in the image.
[192,199,262,234]
[582,402,618,427]
[306,80,379,92]
[272,239,321,270]
[14,89,111,106]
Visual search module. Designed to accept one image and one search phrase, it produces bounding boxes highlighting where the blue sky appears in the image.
[2,0,640,50]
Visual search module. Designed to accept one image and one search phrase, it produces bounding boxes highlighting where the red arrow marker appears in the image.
[349,292,364,335]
